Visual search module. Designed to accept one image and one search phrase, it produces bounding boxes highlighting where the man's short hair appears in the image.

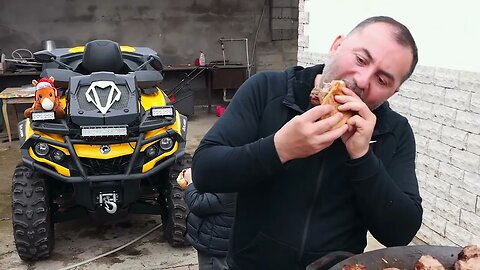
[349,16,418,83]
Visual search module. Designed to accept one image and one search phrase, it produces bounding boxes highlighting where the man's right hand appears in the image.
[274,105,348,163]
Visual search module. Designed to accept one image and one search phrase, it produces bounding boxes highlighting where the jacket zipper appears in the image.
[296,156,327,269]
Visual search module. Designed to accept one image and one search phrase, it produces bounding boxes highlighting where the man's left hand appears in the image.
[335,87,377,159]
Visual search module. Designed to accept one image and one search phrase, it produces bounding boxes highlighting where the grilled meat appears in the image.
[415,255,446,270]
[342,263,367,270]
[455,245,480,270]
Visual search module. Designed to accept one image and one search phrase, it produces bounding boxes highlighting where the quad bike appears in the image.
[11,40,191,261]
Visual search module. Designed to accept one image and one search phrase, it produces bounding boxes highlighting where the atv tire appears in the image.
[11,164,54,261]
[163,153,192,247]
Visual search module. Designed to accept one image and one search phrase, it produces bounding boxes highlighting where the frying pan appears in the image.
[307,245,462,270]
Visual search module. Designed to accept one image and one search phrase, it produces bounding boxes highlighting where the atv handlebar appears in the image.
[34,50,74,71]
[136,55,163,71]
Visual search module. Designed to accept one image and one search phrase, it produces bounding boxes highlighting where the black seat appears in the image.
[77,40,129,74]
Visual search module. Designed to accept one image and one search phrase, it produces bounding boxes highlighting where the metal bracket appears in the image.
[97,192,119,214]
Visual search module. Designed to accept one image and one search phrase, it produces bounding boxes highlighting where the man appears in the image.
[192,16,422,269]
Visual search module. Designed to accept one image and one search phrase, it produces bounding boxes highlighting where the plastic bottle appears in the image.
[0,51,5,73]
[199,51,206,66]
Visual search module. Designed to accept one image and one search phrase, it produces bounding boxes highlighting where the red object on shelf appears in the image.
[215,105,226,117]
[194,58,200,66]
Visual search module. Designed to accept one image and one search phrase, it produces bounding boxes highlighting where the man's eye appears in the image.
[356,56,367,66]
[378,76,387,86]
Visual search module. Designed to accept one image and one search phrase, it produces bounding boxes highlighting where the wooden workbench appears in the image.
[0,87,35,147]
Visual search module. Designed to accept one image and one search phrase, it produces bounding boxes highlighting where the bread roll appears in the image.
[319,80,354,129]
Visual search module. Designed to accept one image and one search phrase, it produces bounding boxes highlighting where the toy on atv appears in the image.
[11,40,191,261]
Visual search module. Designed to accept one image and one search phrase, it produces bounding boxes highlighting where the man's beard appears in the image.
[320,63,364,101]
[319,62,387,110]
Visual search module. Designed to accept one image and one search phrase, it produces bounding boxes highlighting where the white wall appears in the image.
[304,0,480,72]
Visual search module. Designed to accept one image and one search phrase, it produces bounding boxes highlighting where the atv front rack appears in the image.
[21,130,186,183]
[28,111,177,136]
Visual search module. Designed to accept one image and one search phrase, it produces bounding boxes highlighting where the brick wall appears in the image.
[394,68,480,246]
[298,0,480,247]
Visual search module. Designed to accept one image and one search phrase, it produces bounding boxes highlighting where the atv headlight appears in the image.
[151,106,174,117]
[34,142,50,156]
[51,149,66,162]
[145,145,159,158]
[159,137,174,151]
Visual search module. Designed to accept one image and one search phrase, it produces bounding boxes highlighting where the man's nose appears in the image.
[354,71,371,91]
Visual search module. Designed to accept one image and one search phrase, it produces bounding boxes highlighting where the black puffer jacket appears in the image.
[184,183,237,256]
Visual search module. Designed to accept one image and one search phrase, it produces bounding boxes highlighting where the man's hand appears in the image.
[274,105,348,163]
[336,87,377,159]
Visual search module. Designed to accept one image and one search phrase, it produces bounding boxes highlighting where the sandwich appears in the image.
[312,80,354,129]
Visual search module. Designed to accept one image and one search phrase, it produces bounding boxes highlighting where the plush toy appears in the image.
[24,76,65,119]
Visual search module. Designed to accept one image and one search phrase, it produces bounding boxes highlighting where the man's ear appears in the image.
[329,35,345,53]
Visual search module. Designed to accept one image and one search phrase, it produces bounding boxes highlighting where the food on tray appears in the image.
[454,245,480,270]
[457,245,480,261]
[415,255,446,270]
[338,245,480,270]
[342,263,367,270]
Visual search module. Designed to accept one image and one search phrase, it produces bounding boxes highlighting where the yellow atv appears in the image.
[12,40,191,261]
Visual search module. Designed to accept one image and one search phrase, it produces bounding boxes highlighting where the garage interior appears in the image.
[0,0,299,120]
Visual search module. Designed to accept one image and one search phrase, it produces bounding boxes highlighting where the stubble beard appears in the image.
[321,61,364,101]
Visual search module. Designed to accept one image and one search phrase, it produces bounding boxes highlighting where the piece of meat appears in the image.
[455,245,480,270]
[342,263,367,270]
[415,255,446,270]
[454,256,480,270]
[458,245,480,261]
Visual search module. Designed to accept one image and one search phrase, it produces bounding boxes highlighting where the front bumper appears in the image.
[21,131,186,183]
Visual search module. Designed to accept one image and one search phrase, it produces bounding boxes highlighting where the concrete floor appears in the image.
[0,107,389,269]
[0,108,218,270]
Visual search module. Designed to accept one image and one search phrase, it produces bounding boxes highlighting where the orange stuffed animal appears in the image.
[24,76,65,119]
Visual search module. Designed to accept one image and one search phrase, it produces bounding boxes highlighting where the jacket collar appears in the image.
[282,64,396,136]
[283,64,324,113]
[371,101,395,136]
